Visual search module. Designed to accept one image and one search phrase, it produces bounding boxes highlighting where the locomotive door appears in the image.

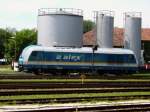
[36,50,44,72]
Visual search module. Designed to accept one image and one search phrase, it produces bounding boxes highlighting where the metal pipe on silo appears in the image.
[94,10,114,48]
[37,8,83,47]
[124,12,142,66]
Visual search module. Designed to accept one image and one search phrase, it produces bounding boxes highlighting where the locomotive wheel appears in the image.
[33,69,42,75]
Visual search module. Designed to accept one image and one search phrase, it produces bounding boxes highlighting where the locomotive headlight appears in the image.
[19,57,23,65]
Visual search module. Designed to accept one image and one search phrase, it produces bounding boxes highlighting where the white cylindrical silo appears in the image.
[124,12,142,66]
[38,8,83,47]
[95,11,114,48]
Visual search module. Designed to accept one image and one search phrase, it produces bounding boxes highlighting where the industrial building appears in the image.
[38,8,83,47]
[94,10,114,48]
[83,28,150,63]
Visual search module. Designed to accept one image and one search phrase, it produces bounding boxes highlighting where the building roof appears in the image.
[83,28,150,46]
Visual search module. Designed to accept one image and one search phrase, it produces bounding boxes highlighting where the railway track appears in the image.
[1,82,150,89]
[1,87,150,96]
[1,79,150,106]
[0,73,150,79]
[1,102,150,111]
[1,95,150,104]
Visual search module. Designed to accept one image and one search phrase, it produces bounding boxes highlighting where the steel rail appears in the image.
[1,95,150,104]
[1,87,150,96]
[2,103,150,112]
[1,82,150,89]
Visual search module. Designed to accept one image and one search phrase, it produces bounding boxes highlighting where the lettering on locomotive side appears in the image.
[56,54,81,61]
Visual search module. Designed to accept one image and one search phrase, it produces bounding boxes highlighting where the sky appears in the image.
[0,0,150,30]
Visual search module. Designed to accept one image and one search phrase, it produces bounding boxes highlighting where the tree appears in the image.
[0,28,13,59]
[5,29,37,62]
[83,20,95,33]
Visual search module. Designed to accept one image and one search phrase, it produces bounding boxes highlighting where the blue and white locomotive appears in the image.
[18,45,138,74]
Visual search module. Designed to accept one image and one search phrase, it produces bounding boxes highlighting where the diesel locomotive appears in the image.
[18,45,138,74]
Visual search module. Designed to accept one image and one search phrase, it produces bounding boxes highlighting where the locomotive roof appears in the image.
[23,45,134,55]
[96,48,134,54]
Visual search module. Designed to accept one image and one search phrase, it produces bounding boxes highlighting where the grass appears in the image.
[0,67,13,72]
[0,92,150,100]
[133,73,150,76]
[0,65,15,74]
